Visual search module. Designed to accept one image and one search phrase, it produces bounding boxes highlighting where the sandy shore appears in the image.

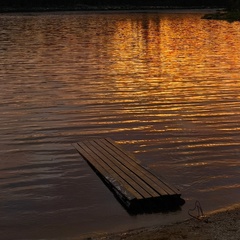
[86,204,240,240]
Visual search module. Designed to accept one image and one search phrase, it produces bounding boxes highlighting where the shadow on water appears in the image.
[122,196,185,216]
[89,161,185,215]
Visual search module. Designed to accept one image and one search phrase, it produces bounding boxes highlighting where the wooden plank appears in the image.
[76,141,144,200]
[76,141,143,200]
[87,139,160,198]
[83,140,154,199]
[106,138,180,195]
[96,138,170,196]
[103,138,180,195]
[72,143,139,201]
[93,139,162,196]
[73,138,183,212]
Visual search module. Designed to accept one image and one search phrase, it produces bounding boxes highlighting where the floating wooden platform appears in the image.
[73,138,183,213]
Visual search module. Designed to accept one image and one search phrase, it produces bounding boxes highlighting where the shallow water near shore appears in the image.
[0,11,240,239]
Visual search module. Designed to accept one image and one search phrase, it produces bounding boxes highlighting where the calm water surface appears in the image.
[0,11,240,239]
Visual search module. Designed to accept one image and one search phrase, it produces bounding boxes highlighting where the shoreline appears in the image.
[0,6,220,14]
[203,10,240,22]
[84,204,240,240]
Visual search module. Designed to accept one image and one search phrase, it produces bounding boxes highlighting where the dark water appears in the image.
[0,11,240,239]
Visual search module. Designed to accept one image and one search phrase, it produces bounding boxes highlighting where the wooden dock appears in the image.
[73,138,183,213]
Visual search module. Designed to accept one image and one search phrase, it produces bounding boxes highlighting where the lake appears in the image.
[0,10,240,240]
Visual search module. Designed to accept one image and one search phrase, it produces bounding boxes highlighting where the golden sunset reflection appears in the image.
[1,12,240,238]
[199,184,240,193]
[109,14,240,99]
[95,14,240,145]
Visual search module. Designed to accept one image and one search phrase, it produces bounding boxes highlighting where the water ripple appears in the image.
[0,12,240,239]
